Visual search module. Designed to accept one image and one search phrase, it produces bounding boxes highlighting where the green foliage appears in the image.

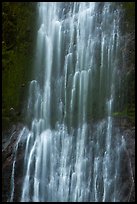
[120,2,135,31]
[112,111,127,117]
[116,2,135,126]
[2,2,37,130]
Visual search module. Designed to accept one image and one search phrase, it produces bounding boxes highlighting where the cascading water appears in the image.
[9,2,134,202]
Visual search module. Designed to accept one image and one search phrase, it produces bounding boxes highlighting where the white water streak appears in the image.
[8,2,133,202]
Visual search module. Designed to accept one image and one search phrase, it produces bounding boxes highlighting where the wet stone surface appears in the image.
[2,120,135,202]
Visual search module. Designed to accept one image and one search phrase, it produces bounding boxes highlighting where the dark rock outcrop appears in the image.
[123,128,135,202]
[2,119,135,202]
[2,123,26,202]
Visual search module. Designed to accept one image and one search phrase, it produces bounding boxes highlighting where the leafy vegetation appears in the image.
[121,3,135,125]
[2,2,37,130]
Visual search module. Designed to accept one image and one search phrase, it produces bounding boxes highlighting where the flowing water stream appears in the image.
[9,2,134,202]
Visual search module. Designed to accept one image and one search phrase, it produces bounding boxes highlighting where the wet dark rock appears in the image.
[112,116,132,129]
[2,123,25,202]
[123,129,135,177]
[2,123,23,151]
[121,127,135,202]
[2,119,135,202]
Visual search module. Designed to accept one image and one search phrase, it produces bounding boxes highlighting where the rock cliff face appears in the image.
[2,118,135,202]
[123,127,135,202]
[2,123,25,202]
[2,2,135,202]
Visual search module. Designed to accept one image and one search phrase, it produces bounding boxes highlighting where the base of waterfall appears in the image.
[2,118,135,202]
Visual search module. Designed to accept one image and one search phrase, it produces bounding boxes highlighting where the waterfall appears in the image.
[10,2,133,202]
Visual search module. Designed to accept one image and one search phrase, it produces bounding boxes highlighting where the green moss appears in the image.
[112,112,126,117]
[122,3,135,21]
[2,2,37,131]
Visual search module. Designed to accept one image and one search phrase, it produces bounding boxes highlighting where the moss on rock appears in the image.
[2,2,37,131]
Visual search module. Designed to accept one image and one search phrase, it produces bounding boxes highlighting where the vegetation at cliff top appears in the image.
[2,2,37,130]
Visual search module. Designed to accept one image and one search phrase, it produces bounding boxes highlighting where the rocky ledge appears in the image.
[2,119,135,202]
[2,123,25,202]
